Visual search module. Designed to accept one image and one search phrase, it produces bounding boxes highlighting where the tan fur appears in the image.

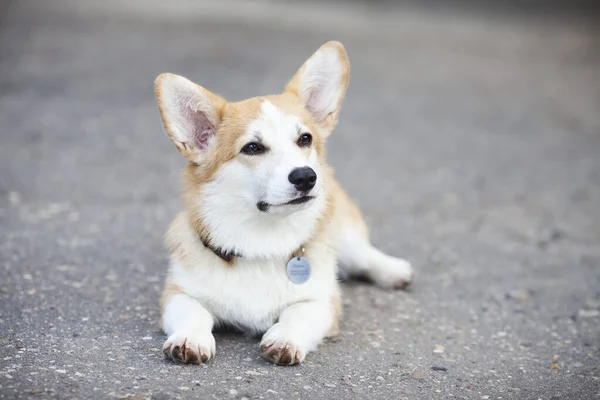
[327,295,342,337]
[163,211,220,271]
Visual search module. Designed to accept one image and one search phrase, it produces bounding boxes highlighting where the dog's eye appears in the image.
[297,133,312,147]
[240,142,266,156]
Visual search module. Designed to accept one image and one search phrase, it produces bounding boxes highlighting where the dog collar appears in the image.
[200,236,306,265]
[200,237,241,262]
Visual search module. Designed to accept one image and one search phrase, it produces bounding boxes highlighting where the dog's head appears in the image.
[155,42,349,257]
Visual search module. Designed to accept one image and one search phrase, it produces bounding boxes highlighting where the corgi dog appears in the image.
[154,41,414,366]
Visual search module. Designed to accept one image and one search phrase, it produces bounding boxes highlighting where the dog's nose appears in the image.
[288,167,317,192]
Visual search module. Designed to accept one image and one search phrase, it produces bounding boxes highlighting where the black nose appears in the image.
[288,167,317,192]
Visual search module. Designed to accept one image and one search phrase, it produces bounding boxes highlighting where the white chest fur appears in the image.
[169,248,338,334]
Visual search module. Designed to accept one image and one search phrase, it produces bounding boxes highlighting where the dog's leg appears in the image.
[260,299,334,365]
[335,192,414,289]
[161,284,216,364]
[339,237,414,289]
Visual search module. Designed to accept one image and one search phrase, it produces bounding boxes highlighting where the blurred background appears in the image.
[1,1,599,399]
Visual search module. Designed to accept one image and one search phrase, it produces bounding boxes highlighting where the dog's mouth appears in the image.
[257,196,315,212]
[286,196,314,205]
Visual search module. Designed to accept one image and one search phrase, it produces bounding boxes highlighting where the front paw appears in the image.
[260,339,304,366]
[163,331,216,364]
[260,326,305,366]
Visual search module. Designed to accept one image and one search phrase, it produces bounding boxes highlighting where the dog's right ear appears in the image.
[155,73,226,163]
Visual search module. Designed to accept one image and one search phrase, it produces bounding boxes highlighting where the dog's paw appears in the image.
[260,339,304,366]
[368,256,414,290]
[163,331,216,364]
[260,325,306,366]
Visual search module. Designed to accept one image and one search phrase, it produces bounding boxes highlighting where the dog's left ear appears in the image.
[285,41,350,135]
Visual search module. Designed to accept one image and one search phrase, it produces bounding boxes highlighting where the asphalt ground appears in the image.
[1,1,599,399]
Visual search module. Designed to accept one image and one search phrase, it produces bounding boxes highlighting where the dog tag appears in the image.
[287,256,311,284]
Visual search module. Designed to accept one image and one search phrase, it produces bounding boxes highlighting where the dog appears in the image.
[154,41,414,366]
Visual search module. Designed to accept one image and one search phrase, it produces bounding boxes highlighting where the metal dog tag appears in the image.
[286,256,311,284]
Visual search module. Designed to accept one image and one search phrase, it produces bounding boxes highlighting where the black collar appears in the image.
[200,236,305,263]
[200,236,241,263]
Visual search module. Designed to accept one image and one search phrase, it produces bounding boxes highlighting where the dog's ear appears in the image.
[155,73,226,163]
[285,41,350,135]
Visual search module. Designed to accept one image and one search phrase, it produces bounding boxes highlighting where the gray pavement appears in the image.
[1,1,599,399]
